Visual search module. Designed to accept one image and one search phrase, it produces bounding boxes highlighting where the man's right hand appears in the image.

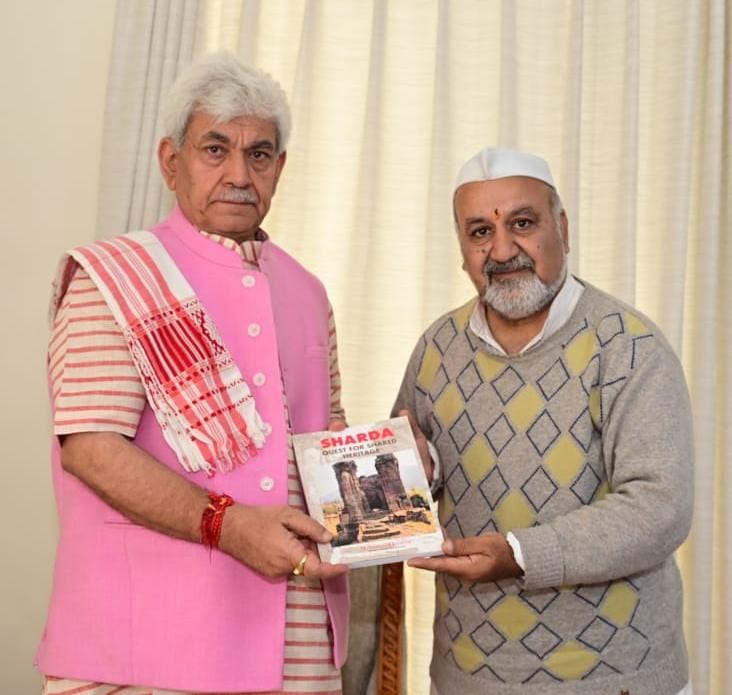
[61,432,347,581]
[408,532,523,582]
[219,503,349,580]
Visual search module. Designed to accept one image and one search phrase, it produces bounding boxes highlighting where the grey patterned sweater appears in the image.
[394,280,693,694]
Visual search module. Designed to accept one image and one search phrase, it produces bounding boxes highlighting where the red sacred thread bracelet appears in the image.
[200,492,234,551]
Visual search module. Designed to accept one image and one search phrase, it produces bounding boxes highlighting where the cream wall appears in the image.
[0,2,117,690]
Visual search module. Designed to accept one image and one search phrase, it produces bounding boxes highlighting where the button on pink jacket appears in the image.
[36,208,349,692]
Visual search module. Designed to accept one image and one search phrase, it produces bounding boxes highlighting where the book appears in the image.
[292,416,444,568]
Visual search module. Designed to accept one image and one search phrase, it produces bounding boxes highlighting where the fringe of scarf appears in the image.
[50,230,267,475]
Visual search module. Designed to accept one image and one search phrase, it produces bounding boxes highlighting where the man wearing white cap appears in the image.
[395,148,693,694]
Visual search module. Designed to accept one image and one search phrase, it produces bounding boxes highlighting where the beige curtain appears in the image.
[95,0,202,236]
[98,1,731,693]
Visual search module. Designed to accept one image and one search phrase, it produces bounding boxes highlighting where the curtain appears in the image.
[97,1,731,693]
[95,0,202,236]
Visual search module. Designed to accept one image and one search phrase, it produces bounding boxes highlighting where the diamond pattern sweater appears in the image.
[394,280,693,694]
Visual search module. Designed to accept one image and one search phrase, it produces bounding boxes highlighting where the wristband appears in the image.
[200,492,234,551]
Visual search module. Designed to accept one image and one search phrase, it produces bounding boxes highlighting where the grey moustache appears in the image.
[484,254,535,276]
[217,189,258,204]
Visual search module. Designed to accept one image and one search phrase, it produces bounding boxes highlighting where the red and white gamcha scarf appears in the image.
[51,230,267,475]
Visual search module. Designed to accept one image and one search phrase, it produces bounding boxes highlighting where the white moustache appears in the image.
[217,188,259,204]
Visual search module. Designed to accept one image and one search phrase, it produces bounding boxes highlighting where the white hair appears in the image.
[161,52,292,151]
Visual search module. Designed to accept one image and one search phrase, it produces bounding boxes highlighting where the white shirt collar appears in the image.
[469,275,584,355]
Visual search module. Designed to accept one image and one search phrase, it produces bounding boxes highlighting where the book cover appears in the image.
[292,416,444,568]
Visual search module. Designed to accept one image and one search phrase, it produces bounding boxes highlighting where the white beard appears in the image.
[482,254,567,320]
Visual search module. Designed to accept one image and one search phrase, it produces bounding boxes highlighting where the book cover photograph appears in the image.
[292,416,444,568]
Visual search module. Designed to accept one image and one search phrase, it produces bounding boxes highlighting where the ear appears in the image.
[158,137,179,191]
[559,209,570,253]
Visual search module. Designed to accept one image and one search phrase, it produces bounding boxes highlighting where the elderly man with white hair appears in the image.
[37,54,349,694]
[396,148,694,694]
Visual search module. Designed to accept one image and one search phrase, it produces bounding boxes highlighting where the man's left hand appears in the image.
[408,532,523,583]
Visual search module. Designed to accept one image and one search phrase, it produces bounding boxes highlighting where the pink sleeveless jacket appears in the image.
[36,207,349,692]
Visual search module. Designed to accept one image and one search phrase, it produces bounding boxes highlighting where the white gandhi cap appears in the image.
[454,147,555,194]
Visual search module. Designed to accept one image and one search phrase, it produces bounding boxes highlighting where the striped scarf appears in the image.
[51,230,267,475]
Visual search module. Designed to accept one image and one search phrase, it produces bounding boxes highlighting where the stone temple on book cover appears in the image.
[331,453,429,544]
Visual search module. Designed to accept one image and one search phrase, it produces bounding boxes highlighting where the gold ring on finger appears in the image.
[292,554,308,576]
